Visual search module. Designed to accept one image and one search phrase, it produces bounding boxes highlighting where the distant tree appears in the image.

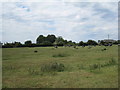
[25,40,32,46]
[14,42,22,47]
[72,42,76,45]
[46,35,56,43]
[87,40,98,45]
[118,40,120,44]
[100,40,106,45]
[98,40,101,43]
[36,34,56,45]
[78,41,84,46]
[41,41,52,46]
[113,41,118,45]
[64,40,68,45]
[58,41,65,46]
[67,40,74,46]
[36,35,45,44]
[55,36,65,46]
[68,40,72,43]
[3,42,13,48]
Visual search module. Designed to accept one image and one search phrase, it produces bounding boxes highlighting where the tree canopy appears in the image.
[2,34,118,48]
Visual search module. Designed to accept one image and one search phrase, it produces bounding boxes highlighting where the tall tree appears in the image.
[78,41,84,46]
[55,36,65,46]
[36,35,45,44]
[67,40,75,46]
[14,42,22,47]
[41,41,52,46]
[25,40,32,46]
[87,40,98,45]
[46,34,56,43]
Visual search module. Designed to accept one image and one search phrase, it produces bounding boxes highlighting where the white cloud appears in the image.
[0,0,119,2]
[1,2,118,43]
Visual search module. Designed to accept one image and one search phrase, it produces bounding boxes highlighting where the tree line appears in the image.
[2,34,119,48]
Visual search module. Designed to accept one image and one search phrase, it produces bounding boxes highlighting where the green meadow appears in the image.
[2,45,118,88]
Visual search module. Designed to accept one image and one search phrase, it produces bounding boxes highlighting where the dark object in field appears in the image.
[101,48,107,51]
[75,47,78,49]
[104,43,112,46]
[54,45,58,48]
[104,44,109,46]
[73,46,76,48]
[73,46,78,49]
[34,50,38,53]
[109,44,112,46]
[103,48,107,50]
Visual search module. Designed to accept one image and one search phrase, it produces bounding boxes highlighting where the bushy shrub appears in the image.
[89,58,117,71]
[41,62,65,72]
[109,58,116,65]
[103,58,117,67]
[101,48,107,51]
[89,63,101,70]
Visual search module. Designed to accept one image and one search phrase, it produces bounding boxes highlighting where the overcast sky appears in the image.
[1,1,118,43]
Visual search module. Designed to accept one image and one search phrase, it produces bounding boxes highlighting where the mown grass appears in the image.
[2,45,118,88]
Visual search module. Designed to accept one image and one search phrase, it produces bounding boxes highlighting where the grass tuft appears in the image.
[41,62,65,72]
[78,64,86,70]
[27,68,41,75]
[89,58,117,71]
[89,63,101,70]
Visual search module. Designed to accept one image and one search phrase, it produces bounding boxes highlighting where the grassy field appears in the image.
[2,45,118,88]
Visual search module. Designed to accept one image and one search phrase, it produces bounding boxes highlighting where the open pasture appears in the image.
[2,45,118,88]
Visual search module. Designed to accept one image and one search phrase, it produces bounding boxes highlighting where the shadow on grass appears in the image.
[52,53,69,58]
